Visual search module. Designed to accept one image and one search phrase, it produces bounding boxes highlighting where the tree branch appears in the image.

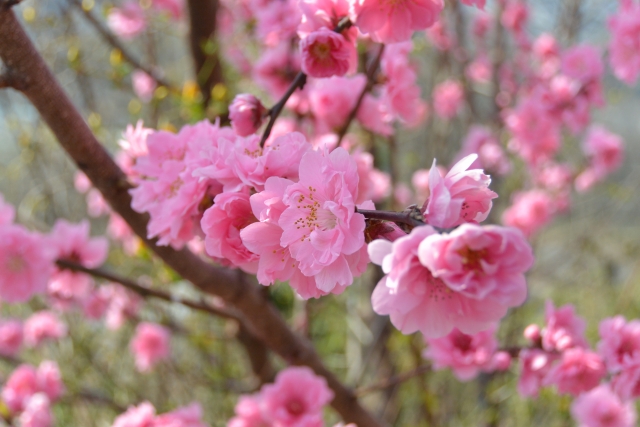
[0,11,383,427]
[355,365,432,397]
[68,0,177,91]
[357,206,426,230]
[0,0,21,11]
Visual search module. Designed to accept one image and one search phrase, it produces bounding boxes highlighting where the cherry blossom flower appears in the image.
[111,401,156,427]
[570,384,636,427]
[130,322,171,372]
[132,71,156,103]
[19,393,52,427]
[154,403,208,427]
[433,79,464,119]
[227,394,269,427]
[598,316,640,373]
[229,94,266,136]
[24,311,67,348]
[107,1,147,40]
[517,349,556,397]
[544,348,606,396]
[300,28,352,78]
[0,319,23,357]
[36,361,64,402]
[542,301,588,352]
[609,3,640,85]
[575,125,624,192]
[502,190,555,238]
[2,364,39,413]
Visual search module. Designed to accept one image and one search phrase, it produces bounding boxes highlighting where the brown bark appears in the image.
[0,10,384,427]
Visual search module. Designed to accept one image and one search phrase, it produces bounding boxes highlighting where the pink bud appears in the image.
[523,324,541,342]
[229,94,266,137]
[491,351,512,371]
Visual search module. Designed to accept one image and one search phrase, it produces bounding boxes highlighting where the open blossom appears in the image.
[228,394,269,427]
[2,361,63,414]
[609,3,640,85]
[352,0,444,43]
[518,349,556,398]
[300,28,352,78]
[201,190,259,273]
[0,319,23,357]
[502,190,555,238]
[424,154,498,229]
[107,1,146,39]
[229,94,266,137]
[112,401,156,427]
[369,226,522,338]
[598,316,640,373]
[575,126,624,192]
[433,79,464,119]
[19,393,52,427]
[260,367,333,427]
[423,327,501,381]
[544,348,606,396]
[571,384,637,427]
[542,301,588,352]
[24,311,67,347]
[130,322,171,372]
[0,225,54,303]
[48,219,109,300]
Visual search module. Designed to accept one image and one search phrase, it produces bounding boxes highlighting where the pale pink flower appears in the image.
[0,194,15,225]
[423,327,498,381]
[112,401,156,427]
[544,348,606,396]
[433,79,464,119]
[2,364,39,413]
[598,316,640,373]
[260,367,333,427]
[228,394,269,427]
[154,402,208,427]
[48,219,108,300]
[542,301,588,352]
[107,1,147,39]
[394,183,413,207]
[130,322,171,372]
[254,0,301,46]
[611,359,640,399]
[466,56,492,83]
[576,126,624,191]
[426,21,452,51]
[152,0,183,20]
[502,190,555,238]
[229,94,266,136]
[0,319,23,357]
[609,4,640,85]
[424,154,497,229]
[278,148,369,294]
[517,349,556,397]
[453,126,510,176]
[24,311,67,348]
[36,361,64,402]
[107,213,139,255]
[19,393,52,427]
[0,225,54,303]
[571,384,637,427]
[201,190,259,273]
[117,120,152,180]
[300,28,351,78]
[132,71,157,103]
[86,189,110,217]
[354,151,391,204]
[369,227,518,338]
[418,223,533,302]
[352,0,444,43]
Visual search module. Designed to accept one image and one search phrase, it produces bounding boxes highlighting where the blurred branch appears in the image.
[336,43,385,147]
[0,66,25,90]
[357,206,426,230]
[68,0,177,91]
[186,0,222,108]
[556,0,582,46]
[355,364,432,397]
[0,0,21,10]
[0,11,383,427]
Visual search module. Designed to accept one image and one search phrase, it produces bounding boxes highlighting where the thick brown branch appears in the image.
[0,0,21,10]
[187,0,222,108]
[357,206,426,230]
[0,11,383,427]
[68,0,176,91]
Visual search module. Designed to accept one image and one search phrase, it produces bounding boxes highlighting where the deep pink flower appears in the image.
[433,79,464,119]
[425,154,498,229]
[228,394,269,427]
[153,402,208,427]
[300,28,351,78]
[576,125,624,192]
[352,0,444,43]
[201,190,259,273]
[571,384,636,427]
[369,227,518,338]
[130,322,171,372]
[609,4,640,85]
[418,223,534,302]
[598,316,640,373]
[297,0,352,37]
[424,327,498,381]
[2,364,39,413]
[24,311,67,348]
[229,94,266,137]
[132,71,157,103]
[544,348,606,396]
[542,301,588,352]
[502,190,555,238]
[517,349,556,398]
[260,367,333,427]
[112,402,156,427]
[0,225,54,303]
[0,319,23,357]
[19,393,52,427]
[107,1,147,39]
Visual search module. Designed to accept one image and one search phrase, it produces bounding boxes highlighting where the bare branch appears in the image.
[0,11,383,427]
[357,206,426,230]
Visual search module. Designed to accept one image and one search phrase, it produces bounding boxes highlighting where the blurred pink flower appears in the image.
[598,316,640,373]
[502,190,555,238]
[132,71,157,103]
[19,393,52,427]
[24,311,67,348]
[154,402,208,427]
[2,364,39,413]
[542,301,588,352]
[130,322,171,372]
[112,401,156,427]
[609,4,640,85]
[0,319,23,357]
[545,348,606,396]
[517,349,556,397]
[107,2,147,40]
[571,384,636,427]
[152,0,183,20]
[433,79,464,119]
[36,361,64,402]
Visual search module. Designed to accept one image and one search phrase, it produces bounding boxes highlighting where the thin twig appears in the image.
[336,43,385,147]
[56,259,242,321]
[355,364,432,397]
[357,207,426,229]
[68,0,177,91]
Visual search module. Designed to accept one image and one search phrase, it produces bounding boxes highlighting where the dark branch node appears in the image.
[0,0,22,11]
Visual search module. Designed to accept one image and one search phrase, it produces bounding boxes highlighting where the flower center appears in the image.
[457,246,487,272]
[293,187,337,241]
[286,399,305,416]
[311,42,331,60]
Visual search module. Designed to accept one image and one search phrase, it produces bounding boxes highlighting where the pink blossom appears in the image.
[424,154,497,229]
[112,402,156,427]
[228,394,269,427]
[132,71,157,103]
[356,94,394,136]
[609,4,640,85]
[260,367,333,427]
[517,349,556,397]
[369,226,519,338]
[229,94,266,137]
[254,0,301,47]
[433,79,464,119]
[502,190,555,238]
[253,44,301,98]
[352,0,444,43]
[571,384,637,427]
[542,301,588,352]
[545,348,606,396]
[107,1,147,39]
[278,148,369,294]
[117,120,152,180]
[354,151,390,204]
[423,327,498,381]
[24,311,67,347]
[0,319,23,357]
[300,28,351,78]
[19,393,52,427]
[36,361,64,402]
[453,126,510,176]
[2,364,39,413]
[0,225,54,303]
[297,0,352,38]
[0,193,16,225]
[105,284,142,330]
[597,316,640,373]
[308,75,365,132]
[426,21,453,51]
[201,190,259,273]
[560,45,605,106]
[418,223,533,302]
[154,403,208,427]
[130,322,171,372]
[48,219,108,300]
[466,56,492,83]
[501,1,528,34]
[576,125,624,191]
[611,359,640,399]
